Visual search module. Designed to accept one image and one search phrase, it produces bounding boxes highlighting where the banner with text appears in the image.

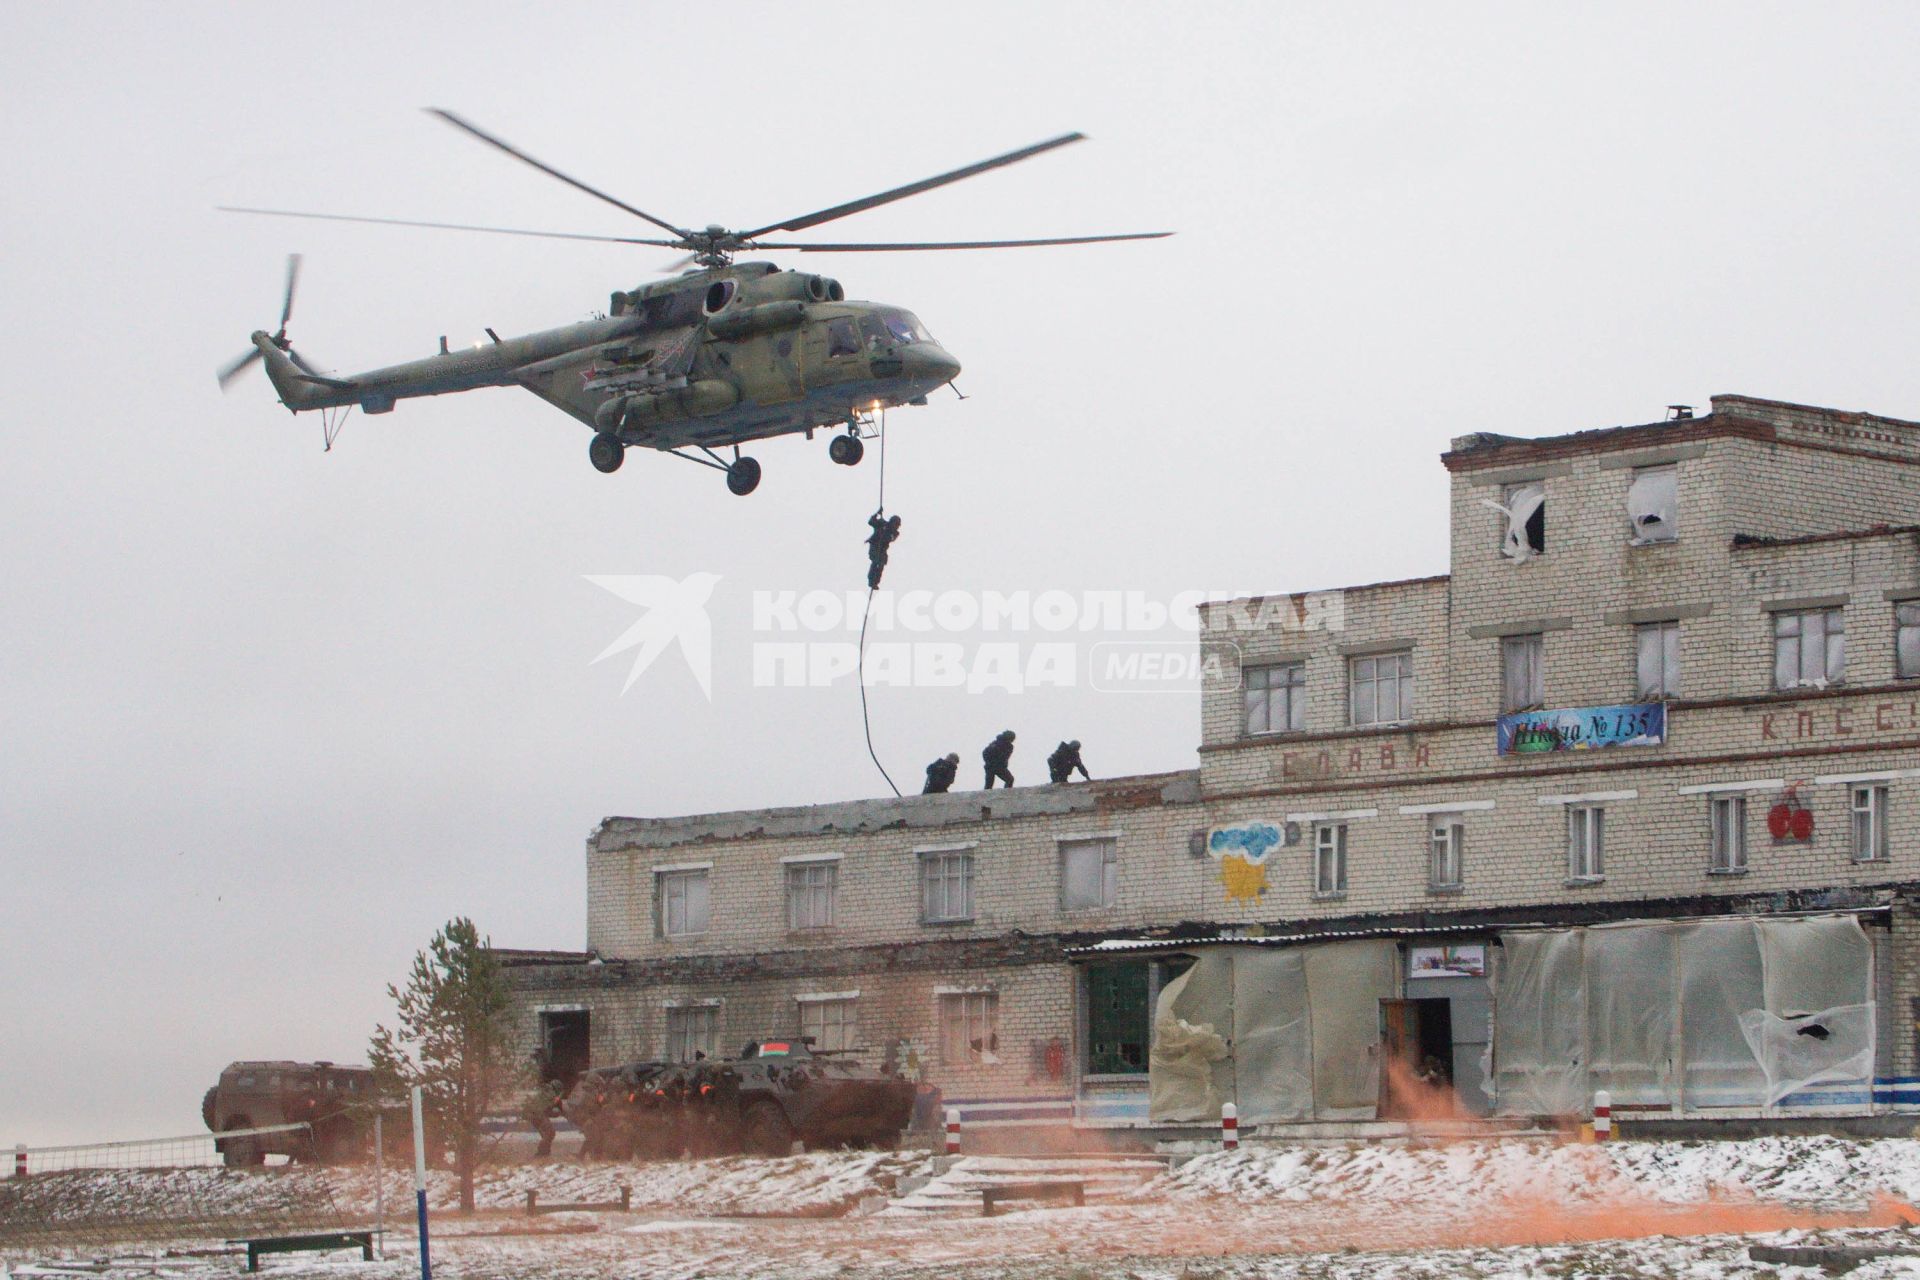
[1496,702,1666,755]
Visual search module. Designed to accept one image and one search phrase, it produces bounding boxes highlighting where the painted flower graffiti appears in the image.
[1208,822,1284,902]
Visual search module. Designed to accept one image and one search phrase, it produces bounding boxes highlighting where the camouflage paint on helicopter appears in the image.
[220,110,1168,495]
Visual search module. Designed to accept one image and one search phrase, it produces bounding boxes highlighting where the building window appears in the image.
[920,849,975,923]
[1244,661,1306,734]
[1429,818,1464,890]
[1636,621,1682,700]
[1626,465,1678,543]
[1773,608,1845,689]
[1497,481,1547,559]
[1314,823,1348,896]
[1059,838,1117,911]
[1851,785,1890,862]
[1350,651,1414,725]
[1710,795,1747,873]
[1502,633,1544,712]
[1897,602,1920,680]
[798,997,857,1053]
[939,992,999,1065]
[656,868,710,938]
[1084,962,1149,1075]
[785,860,837,930]
[665,1004,719,1062]
[1568,806,1605,880]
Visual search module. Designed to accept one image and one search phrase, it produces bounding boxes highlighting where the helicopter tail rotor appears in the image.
[217,254,305,391]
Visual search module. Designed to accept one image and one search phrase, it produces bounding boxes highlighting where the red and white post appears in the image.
[1592,1090,1612,1142]
[944,1107,961,1156]
[1221,1101,1239,1151]
[12,1145,25,1178]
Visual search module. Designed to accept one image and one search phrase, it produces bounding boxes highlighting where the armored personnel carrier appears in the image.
[201,1061,378,1165]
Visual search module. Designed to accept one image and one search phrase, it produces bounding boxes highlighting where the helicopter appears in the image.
[218,111,1170,495]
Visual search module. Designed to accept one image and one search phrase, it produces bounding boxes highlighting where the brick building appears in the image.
[503,393,1920,1133]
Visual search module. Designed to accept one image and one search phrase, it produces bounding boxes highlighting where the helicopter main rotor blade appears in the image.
[426,108,691,240]
[218,207,685,250]
[738,133,1088,239]
[755,231,1175,252]
[217,346,263,391]
[279,253,302,333]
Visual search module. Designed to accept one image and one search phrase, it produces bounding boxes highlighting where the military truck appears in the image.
[201,1061,380,1165]
[565,1039,915,1160]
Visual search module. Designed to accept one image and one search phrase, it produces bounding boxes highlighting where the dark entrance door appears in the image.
[1379,998,1455,1118]
[540,1009,591,1092]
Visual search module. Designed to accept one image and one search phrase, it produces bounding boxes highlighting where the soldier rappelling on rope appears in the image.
[866,509,902,589]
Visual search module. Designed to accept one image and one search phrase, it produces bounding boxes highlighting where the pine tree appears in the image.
[369,917,521,1215]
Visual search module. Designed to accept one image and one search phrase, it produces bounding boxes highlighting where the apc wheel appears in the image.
[589,433,625,474]
[739,1100,795,1157]
[726,456,761,496]
[222,1120,263,1168]
[828,434,864,466]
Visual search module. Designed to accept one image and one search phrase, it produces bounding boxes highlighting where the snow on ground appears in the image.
[6,1137,1920,1279]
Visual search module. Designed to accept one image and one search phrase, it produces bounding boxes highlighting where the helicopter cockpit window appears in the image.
[703,280,736,314]
[857,314,893,350]
[827,317,860,358]
[881,310,929,345]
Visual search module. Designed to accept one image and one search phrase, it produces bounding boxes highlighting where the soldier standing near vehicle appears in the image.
[922,752,960,794]
[982,730,1016,789]
[1047,740,1091,784]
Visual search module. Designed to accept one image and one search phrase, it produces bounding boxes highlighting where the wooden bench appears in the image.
[526,1187,631,1215]
[981,1181,1085,1216]
[242,1230,374,1271]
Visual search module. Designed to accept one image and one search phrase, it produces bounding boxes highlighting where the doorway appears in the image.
[1379,998,1454,1118]
[540,1008,591,1093]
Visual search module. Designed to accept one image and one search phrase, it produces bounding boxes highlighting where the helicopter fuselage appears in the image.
[254,262,959,461]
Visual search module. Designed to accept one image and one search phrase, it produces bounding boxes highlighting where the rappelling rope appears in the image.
[857,413,902,797]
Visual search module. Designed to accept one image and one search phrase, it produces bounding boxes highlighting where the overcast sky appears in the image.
[4,2,1918,1146]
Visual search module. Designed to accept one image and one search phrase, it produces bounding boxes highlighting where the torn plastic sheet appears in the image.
[1148,954,1232,1122]
[1494,915,1874,1115]
[1738,1004,1876,1106]
[1483,483,1545,561]
[1626,466,1678,542]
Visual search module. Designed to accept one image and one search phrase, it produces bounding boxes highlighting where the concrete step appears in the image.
[886,1154,1165,1215]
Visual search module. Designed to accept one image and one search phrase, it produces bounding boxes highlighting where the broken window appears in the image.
[1897,601,1920,679]
[1626,465,1678,543]
[1851,785,1889,862]
[1349,651,1413,725]
[1244,661,1306,734]
[920,849,975,922]
[1773,608,1845,689]
[1568,805,1606,880]
[656,867,710,938]
[666,1004,720,1062]
[1710,795,1747,872]
[1487,481,1546,560]
[1059,837,1118,911]
[785,860,838,930]
[1429,818,1464,890]
[1313,823,1347,896]
[1501,633,1544,712]
[798,997,857,1053]
[1085,962,1150,1075]
[1635,620,1682,700]
[940,991,999,1065]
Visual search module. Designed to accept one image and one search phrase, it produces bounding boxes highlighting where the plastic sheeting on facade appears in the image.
[1147,940,1397,1124]
[1492,915,1874,1116]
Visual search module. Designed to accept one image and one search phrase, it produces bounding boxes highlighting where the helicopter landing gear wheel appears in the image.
[589,433,624,474]
[828,434,865,466]
[726,456,761,496]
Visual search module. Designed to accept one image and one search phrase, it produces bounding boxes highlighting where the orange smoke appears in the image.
[1442,1187,1919,1250]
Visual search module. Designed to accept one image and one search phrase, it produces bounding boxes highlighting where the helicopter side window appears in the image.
[858,314,892,351]
[827,318,860,358]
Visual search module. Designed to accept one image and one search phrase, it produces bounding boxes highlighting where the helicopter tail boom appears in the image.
[252,330,356,410]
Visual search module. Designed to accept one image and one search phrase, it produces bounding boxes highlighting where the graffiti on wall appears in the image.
[1208,821,1295,902]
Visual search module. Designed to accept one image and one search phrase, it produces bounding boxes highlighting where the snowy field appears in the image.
[6,1137,1920,1279]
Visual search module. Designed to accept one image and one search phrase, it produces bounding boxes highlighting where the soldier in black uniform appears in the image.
[1047,740,1091,784]
[922,752,960,794]
[982,730,1016,789]
[866,509,902,589]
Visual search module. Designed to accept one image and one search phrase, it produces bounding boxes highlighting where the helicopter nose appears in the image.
[902,343,961,387]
